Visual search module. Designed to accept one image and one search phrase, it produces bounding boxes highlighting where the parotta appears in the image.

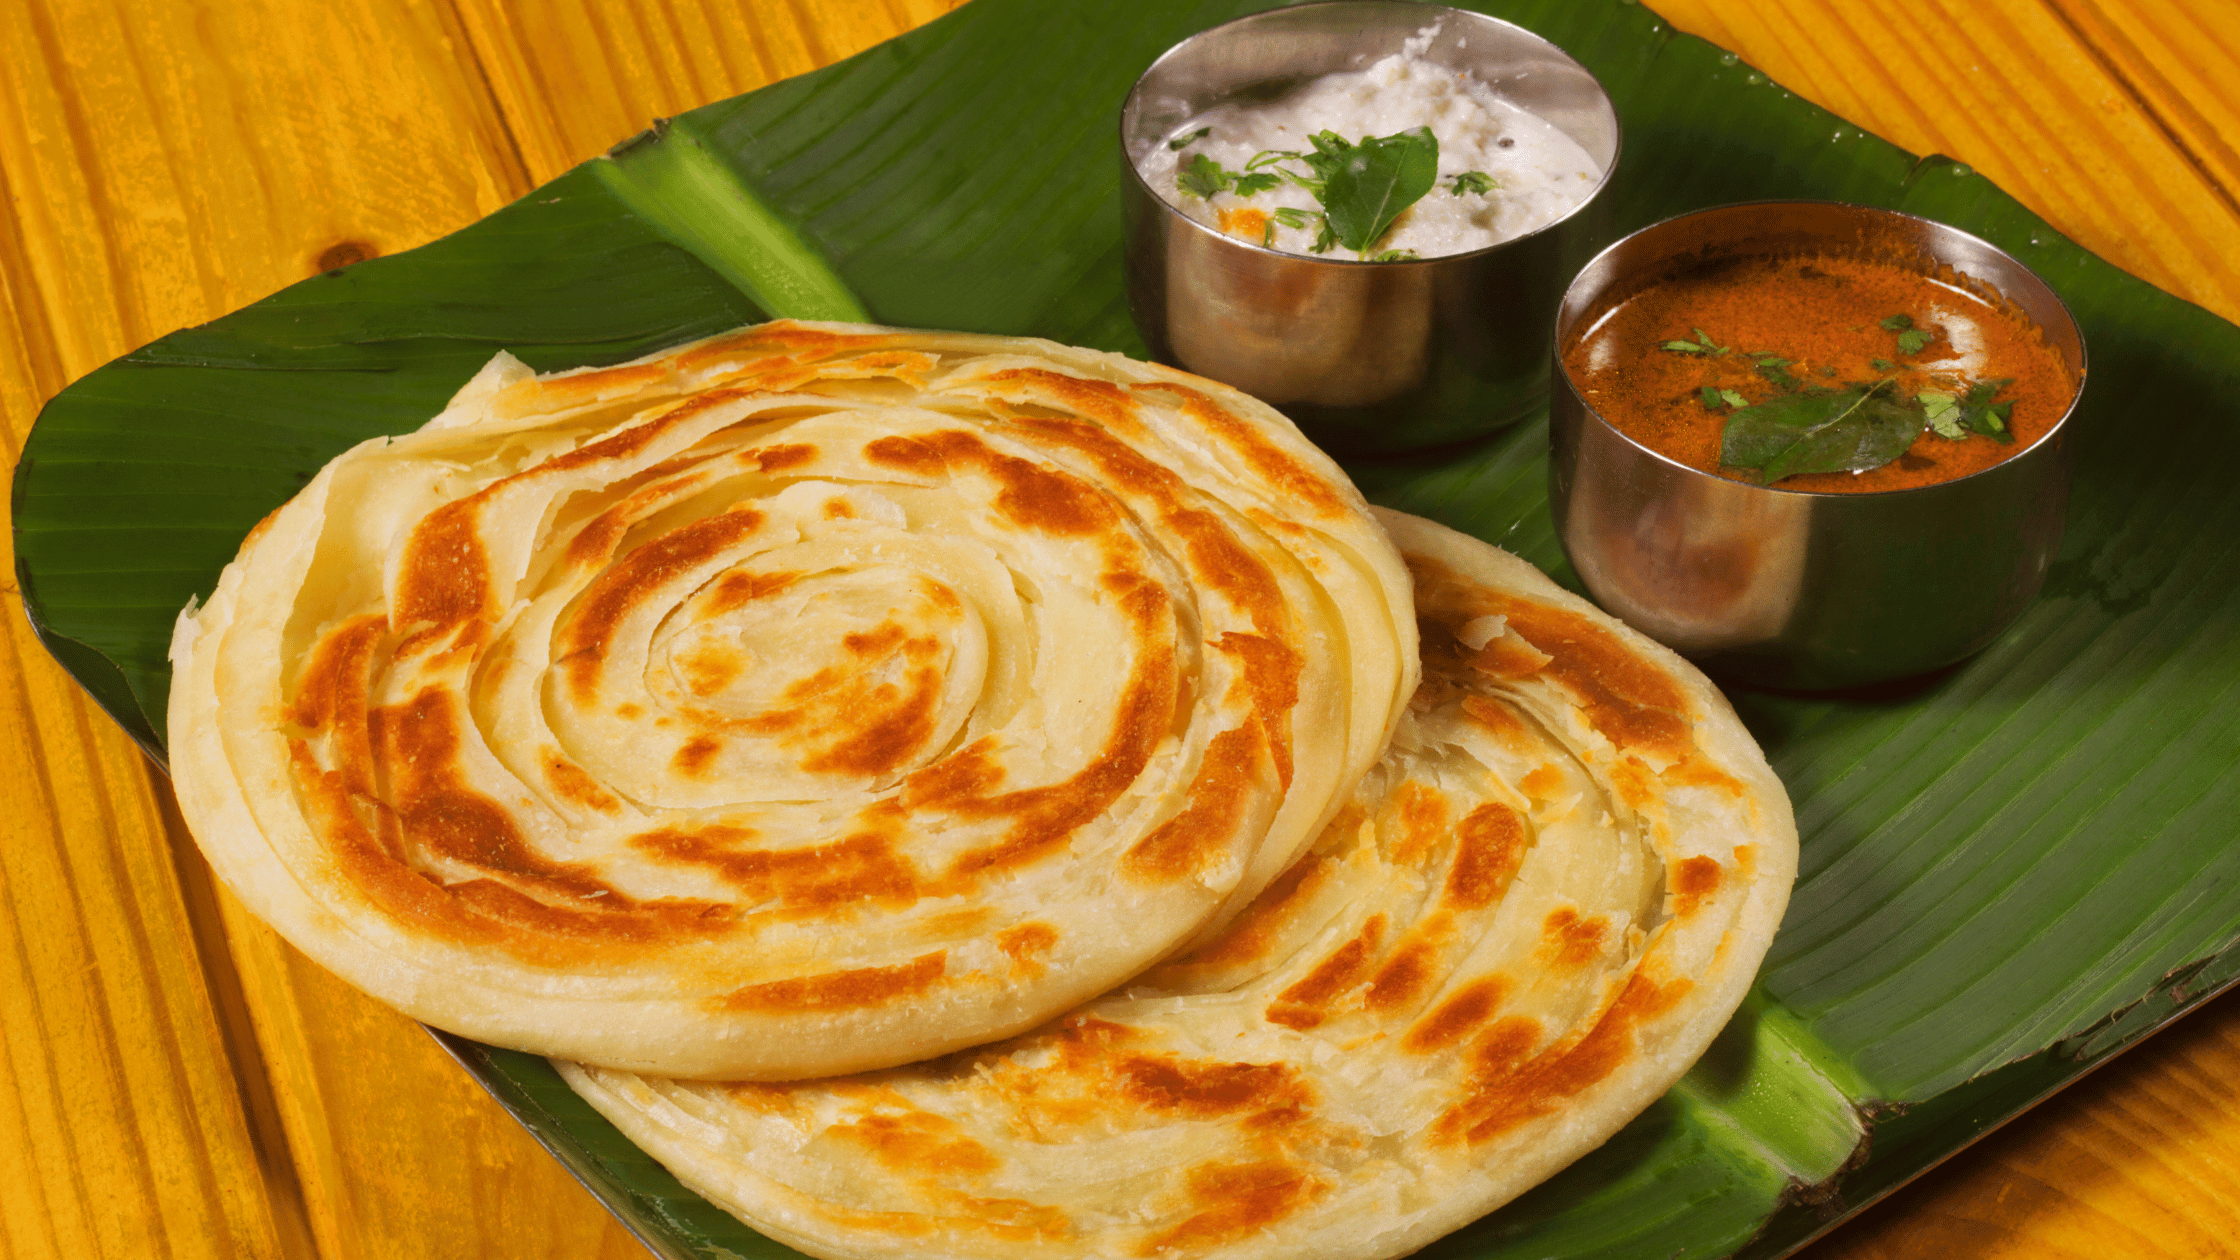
[167,321,1417,1079]
[561,510,1798,1260]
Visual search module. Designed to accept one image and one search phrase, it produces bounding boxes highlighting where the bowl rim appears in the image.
[1117,0,1623,267]
[1552,197,2090,499]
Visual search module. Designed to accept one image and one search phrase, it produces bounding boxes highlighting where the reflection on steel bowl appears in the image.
[1121,1,1619,454]
[1550,201,2086,691]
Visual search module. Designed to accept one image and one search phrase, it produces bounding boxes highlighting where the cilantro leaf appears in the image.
[1721,380,1925,483]
[1177,154,1230,199]
[1262,220,1276,249]
[1229,171,1282,197]
[1918,391,1964,439]
[1315,126,1439,252]
[1269,207,1315,230]
[1448,171,1496,196]
[1871,357,1899,372]
[1896,327,1934,355]
[1958,378,2018,443]
[1169,127,1212,151]
[1700,385,1726,410]
[1880,313,1914,331]
[1311,215,1338,254]
[1367,249,1420,262]
[1720,388,1749,409]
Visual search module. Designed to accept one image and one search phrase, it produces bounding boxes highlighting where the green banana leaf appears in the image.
[15,0,2240,1255]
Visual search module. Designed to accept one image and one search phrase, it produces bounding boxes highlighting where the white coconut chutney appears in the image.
[1136,26,1603,259]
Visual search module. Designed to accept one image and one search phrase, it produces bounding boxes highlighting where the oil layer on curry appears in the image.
[1562,252,2075,493]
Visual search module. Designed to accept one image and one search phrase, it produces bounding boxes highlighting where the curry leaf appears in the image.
[1449,171,1497,195]
[1721,381,1926,483]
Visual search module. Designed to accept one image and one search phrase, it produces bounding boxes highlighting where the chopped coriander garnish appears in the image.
[1230,128,1439,257]
[1700,385,1749,410]
[1177,154,1230,199]
[1367,248,1420,262]
[1918,391,1964,439]
[1269,206,1315,230]
[1879,313,1914,331]
[1168,127,1212,150]
[1896,327,1934,355]
[1262,220,1277,249]
[1871,357,1899,372]
[1448,171,1497,196]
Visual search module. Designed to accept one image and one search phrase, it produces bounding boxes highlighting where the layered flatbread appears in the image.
[167,321,1417,1079]
[561,509,1797,1258]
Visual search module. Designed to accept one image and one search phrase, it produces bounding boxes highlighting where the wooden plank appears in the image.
[1646,0,2240,325]
[450,0,970,183]
[0,0,641,1256]
[1804,990,2240,1258]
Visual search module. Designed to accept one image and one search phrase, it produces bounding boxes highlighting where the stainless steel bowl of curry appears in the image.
[1549,200,2087,691]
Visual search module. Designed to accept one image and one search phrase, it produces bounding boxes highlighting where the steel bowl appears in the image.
[1549,201,2087,691]
[1120,1,1619,455]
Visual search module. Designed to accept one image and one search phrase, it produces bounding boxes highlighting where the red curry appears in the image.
[1561,253,2074,493]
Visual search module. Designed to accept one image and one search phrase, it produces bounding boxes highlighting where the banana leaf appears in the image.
[15,0,2240,1256]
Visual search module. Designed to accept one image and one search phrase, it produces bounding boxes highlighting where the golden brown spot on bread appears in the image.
[702,569,802,616]
[540,748,621,815]
[632,827,923,910]
[1447,802,1529,911]
[1387,780,1451,869]
[1265,914,1386,1030]
[557,507,768,700]
[824,498,858,519]
[1404,977,1513,1053]
[943,611,1175,877]
[1123,725,1263,882]
[828,1110,1001,1177]
[675,642,748,698]
[981,367,1135,429]
[1365,938,1440,1015]
[1138,1160,1326,1256]
[751,442,818,473]
[1437,973,1694,1146]
[1519,765,1566,800]
[1672,855,1723,918]
[863,429,1117,536]
[290,615,387,739]
[1167,850,1335,973]
[1485,596,1693,760]
[392,499,494,648]
[1210,631,1302,790]
[1541,907,1611,970]
[1116,1057,1312,1119]
[672,735,724,778]
[901,739,1007,808]
[1131,381,1346,519]
[717,950,947,1013]
[1475,631,1554,679]
[997,923,1059,974]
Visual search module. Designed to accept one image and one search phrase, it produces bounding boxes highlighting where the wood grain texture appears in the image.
[1649,0,2240,325]
[0,2,2237,1259]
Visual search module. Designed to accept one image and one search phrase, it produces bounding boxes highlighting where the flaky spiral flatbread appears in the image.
[167,321,1417,1079]
[561,510,1797,1260]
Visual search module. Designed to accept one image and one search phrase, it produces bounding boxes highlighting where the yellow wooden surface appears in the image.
[0,1,2234,1258]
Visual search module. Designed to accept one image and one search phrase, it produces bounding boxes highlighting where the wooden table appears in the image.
[2,1,2236,1256]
